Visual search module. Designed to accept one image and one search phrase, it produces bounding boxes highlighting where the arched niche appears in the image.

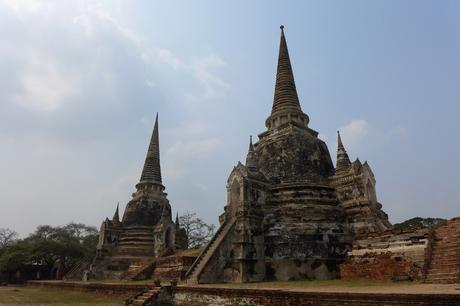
[165,227,172,249]
[228,177,242,216]
[366,179,377,203]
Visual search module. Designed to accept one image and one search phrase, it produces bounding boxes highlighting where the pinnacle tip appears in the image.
[280,25,284,30]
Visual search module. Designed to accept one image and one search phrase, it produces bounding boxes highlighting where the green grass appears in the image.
[0,286,124,305]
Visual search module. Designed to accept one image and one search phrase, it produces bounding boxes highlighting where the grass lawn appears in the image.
[0,286,124,306]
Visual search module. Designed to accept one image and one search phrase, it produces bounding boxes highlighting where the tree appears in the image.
[0,223,98,280]
[179,212,216,249]
[393,217,447,231]
[0,228,18,248]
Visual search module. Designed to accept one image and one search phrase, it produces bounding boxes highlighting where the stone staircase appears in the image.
[126,287,160,306]
[115,226,155,257]
[186,218,236,284]
[425,218,460,283]
[63,254,93,280]
[120,259,157,281]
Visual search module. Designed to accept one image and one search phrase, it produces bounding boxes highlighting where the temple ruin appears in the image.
[185,26,391,284]
[90,114,188,279]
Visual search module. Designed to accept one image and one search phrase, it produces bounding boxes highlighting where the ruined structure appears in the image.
[186,26,391,284]
[331,131,391,236]
[340,228,431,281]
[91,114,188,279]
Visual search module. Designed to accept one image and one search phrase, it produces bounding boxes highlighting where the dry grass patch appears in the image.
[0,286,123,306]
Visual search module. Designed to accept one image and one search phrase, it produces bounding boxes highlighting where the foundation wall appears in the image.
[27,281,460,305]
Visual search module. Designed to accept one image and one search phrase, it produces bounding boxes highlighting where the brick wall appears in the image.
[27,281,460,305]
[28,280,150,297]
[173,286,460,306]
[340,228,432,281]
[340,252,421,280]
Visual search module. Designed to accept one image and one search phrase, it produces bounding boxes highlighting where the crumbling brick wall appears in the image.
[340,228,432,281]
[340,252,422,280]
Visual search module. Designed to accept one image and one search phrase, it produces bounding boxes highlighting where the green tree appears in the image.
[0,223,98,279]
[393,217,447,231]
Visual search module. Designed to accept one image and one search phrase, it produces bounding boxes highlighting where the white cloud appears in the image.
[73,14,94,37]
[12,56,78,111]
[338,119,370,148]
[164,138,220,179]
[74,3,228,103]
[3,0,45,14]
[185,55,229,103]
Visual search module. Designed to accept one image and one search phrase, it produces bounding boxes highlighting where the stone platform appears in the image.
[28,280,460,305]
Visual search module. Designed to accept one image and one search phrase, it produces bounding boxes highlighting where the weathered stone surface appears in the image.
[186,27,354,284]
[331,135,391,236]
[84,115,188,280]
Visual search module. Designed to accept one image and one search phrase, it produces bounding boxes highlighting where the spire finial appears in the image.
[112,202,120,223]
[265,25,309,130]
[246,136,258,171]
[138,112,163,189]
[337,130,344,148]
[336,130,351,173]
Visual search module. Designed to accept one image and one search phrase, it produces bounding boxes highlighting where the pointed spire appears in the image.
[175,212,180,228]
[272,25,301,114]
[112,203,120,223]
[139,113,163,188]
[160,204,171,222]
[265,26,309,130]
[336,131,351,173]
[248,135,254,152]
[246,135,258,171]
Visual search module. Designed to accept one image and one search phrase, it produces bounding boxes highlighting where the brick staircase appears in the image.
[64,254,93,280]
[126,287,160,306]
[425,218,460,283]
[186,218,236,284]
[120,259,157,281]
[115,226,155,257]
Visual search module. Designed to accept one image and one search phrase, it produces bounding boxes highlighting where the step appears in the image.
[431,242,460,247]
[426,273,460,279]
[118,243,154,247]
[429,260,460,266]
[118,235,153,240]
[426,270,459,277]
[428,263,460,270]
[425,278,460,284]
[429,256,460,263]
[133,298,146,303]
[186,219,235,281]
[116,243,154,247]
[431,252,460,258]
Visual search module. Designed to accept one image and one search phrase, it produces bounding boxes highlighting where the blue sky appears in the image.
[0,0,459,236]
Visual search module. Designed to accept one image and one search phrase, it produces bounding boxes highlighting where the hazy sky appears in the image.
[1,0,459,236]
